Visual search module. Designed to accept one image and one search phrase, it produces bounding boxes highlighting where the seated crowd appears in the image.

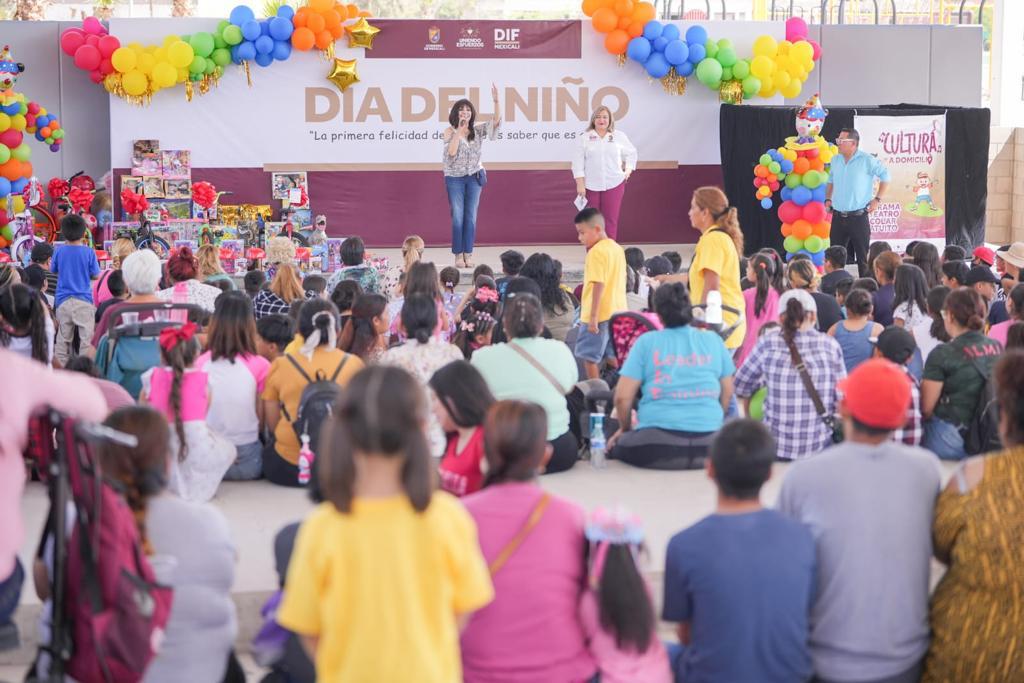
[3,194,1024,682]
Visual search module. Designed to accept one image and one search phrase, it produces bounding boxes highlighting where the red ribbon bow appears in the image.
[158,321,197,352]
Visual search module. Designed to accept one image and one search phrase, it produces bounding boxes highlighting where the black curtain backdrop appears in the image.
[719,103,990,256]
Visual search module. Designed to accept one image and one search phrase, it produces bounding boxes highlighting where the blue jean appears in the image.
[223,441,264,480]
[445,174,483,254]
[923,417,967,460]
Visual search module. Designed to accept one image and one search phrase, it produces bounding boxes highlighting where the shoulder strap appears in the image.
[783,334,828,418]
[509,341,568,395]
[329,353,351,382]
[284,353,315,385]
[489,493,550,576]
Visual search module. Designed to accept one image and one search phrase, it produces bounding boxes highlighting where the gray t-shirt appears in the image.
[776,441,941,681]
[144,495,237,683]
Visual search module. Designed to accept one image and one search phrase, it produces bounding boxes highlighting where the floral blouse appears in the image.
[327,265,382,297]
[443,120,499,178]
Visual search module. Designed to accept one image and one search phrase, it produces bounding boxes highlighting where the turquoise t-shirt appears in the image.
[620,326,734,433]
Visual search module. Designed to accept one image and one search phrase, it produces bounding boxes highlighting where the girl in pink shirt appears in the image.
[140,322,234,502]
[738,253,782,366]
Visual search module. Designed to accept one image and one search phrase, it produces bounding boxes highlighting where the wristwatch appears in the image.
[874,196,882,201]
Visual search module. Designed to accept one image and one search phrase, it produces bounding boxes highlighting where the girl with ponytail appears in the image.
[738,253,783,365]
[277,365,493,683]
[139,321,235,502]
[0,283,55,365]
[339,293,389,362]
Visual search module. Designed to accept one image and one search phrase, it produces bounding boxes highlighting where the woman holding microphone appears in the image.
[572,106,638,241]
[443,84,502,269]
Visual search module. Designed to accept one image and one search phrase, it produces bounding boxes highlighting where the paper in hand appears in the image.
[574,195,588,211]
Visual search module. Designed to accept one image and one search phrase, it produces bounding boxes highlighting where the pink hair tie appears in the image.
[475,288,499,303]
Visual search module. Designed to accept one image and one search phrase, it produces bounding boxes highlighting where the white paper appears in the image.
[574,195,588,211]
[288,188,303,204]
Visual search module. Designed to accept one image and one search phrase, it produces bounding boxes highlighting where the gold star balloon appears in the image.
[346,18,381,50]
[327,58,359,93]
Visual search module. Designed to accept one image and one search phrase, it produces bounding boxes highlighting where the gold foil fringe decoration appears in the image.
[326,41,335,60]
[615,53,626,67]
[660,67,687,96]
[243,60,253,87]
[719,80,743,104]
[185,79,194,102]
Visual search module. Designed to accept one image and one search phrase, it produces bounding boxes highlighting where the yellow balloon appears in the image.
[760,84,777,99]
[154,47,168,63]
[774,70,792,89]
[758,75,774,93]
[0,198,7,210]
[0,113,10,132]
[785,59,803,78]
[10,114,25,132]
[821,151,833,163]
[122,70,148,96]
[136,52,156,75]
[792,40,814,63]
[111,47,137,73]
[168,41,194,69]
[152,62,177,88]
[750,55,775,79]
[177,68,188,83]
[752,35,778,58]
[12,196,25,213]
[163,34,181,47]
[781,78,803,99]
[777,40,792,55]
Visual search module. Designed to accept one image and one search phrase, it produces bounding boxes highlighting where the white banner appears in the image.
[108,19,787,170]
[855,113,947,253]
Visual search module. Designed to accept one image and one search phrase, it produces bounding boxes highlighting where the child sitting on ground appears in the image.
[140,321,235,502]
[439,265,461,318]
[52,214,100,364]
[256,314,295,363]
[452,286,500,359]
[828,289,883,373]
[429,361,495,496]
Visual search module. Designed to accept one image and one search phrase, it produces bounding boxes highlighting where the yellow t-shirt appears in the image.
[261,348,364,463]
[277,494,494,683]
[283,333,304,356]
[581,238,627,324]
[688,228,746,349]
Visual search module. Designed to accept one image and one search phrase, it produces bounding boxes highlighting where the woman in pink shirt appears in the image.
[460,401,596,683]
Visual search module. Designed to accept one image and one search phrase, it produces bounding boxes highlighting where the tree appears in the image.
[13,0,48,20]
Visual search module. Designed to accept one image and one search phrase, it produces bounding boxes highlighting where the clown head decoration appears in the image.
[795,93,827,143]
[0,46,25,90]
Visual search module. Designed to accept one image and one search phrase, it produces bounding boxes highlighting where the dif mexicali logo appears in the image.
[494,27,521,50]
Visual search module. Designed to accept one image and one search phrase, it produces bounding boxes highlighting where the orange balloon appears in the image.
[592,7,618,33]
[347,3,360,17]
[604,29,630,55]
[582,0,602,16]
[315,30,333,50]
[306,13,326,33]
[626,21,645,37]
[809,158,825,171]
[613,0,634,15]
[792,219,812,240]
[293,7,309,27]
[324,9,341,28]
[357,9,371,16]
[40,127,51,138]
[48,120,58,129]
[811,221,830,238]
[754,165,768,178]
[330,24,345,39]
[616,15,630,29]
[632,0,656,22]
[767,174,777,183]
[781,222,793,237]
[308,0,332,12]
[792,157,810,175]
[292,27,316,51]
[0,160,20,181]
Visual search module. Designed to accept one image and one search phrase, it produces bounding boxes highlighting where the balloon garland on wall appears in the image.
[582,4,821,102]
[59,3,379,105]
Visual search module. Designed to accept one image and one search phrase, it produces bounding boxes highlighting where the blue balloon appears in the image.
[811,252,825,266]
[229,5,254,25]
[791,186,812,206]
[676,60,694,76]
[272,40,292,61]
[626,37,652,63]
[35,132,43,142]
[662,24,680,41]
[685,25,707,45]
[236,41,257,61]
[0,178,11,196]
[652,37,668,52]
[269,16,293,41]
[811,186,827,203]
[260,20,271,36]
[241,20,261,41]
[780,186,793,201]
[254,52,274,67]
[663,39,688,66]
[276,4,294,18]
[642,21,663,41]
[780,159,794,173]
[11,178,27,194]
[230,45,241,64]
[687,43,706,64]
[645,52,671,79]
[255,35,274,54]
[760,197,773,209]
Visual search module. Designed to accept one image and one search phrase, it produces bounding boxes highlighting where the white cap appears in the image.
[778,288,817,316]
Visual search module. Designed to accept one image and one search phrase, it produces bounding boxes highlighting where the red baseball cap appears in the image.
[973,246,996,266]
[837,359,911,430]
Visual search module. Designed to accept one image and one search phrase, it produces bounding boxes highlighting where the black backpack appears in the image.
[963,353,1001,456]
[283,353,351,456]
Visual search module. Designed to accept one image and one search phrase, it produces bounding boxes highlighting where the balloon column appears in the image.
[753,94,838,269]
[60,3,376,104]
[0,45,65,249]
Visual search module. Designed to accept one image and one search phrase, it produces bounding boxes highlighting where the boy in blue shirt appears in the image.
[663,419,816,683]
[51,214,99,364]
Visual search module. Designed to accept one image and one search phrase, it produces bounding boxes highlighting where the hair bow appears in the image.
[159,321,197,352]
[475,287,499,303]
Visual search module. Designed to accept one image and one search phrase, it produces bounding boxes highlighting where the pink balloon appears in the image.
[26,102,39,115]
[97,34,120,58]
[82,16,105,36]
[85,34,100,47]
[60,29,85,57]
[99,58,113,75]
[0,130,23,149]
[809,38,822,61]
[89,70,104,84]
[778,200,803,225]
[73,44,102,71]
[785,16,808,42]
[802,201,827,224]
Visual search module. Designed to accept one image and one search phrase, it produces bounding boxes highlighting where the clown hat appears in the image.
[797,93,827,122]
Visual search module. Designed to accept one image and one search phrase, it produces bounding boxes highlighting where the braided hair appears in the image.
[159,333,201,462]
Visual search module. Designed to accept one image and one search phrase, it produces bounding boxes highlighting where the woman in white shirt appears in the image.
[572,105,638,240]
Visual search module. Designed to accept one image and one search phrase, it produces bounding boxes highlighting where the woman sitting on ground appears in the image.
[519,252,578,342]
[828,289,883,373]
[197,244,235,291]
[786,258,843,333]
[331,280,363,333]
[91,249,165,347]
[253,263,305,320]
[326,236,381,295]
[157,246,224,313]
[338,293,389,363]
[608,283,734,470]
[472,291,579,473]
[388,261,453,343]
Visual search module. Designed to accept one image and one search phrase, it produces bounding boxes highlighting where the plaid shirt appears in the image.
[892,367,923,446]
[252,289,292,319]
[735,328,847,460]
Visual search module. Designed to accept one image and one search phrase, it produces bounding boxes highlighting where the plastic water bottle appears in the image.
[297,434,314,486]
[590,403,607,469]
[706,290,723,327]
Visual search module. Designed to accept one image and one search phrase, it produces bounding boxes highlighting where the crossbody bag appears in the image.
[783,335,843,444]
[488,493,550,576]
[509,341,569,395]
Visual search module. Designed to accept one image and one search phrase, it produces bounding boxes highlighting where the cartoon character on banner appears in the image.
[0,45,66,249]
[906,171,941,216]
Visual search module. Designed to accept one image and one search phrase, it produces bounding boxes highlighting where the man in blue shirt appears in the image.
[826,128,890,276]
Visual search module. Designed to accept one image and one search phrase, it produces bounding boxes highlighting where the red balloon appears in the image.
[73,44,102,71]
[777,200,803,224]
[769,181,781,191]
[753,178,764,188]
[0,130,23,149]
[89,71,104,84]
[99,58,113,75]
[802,202,827,224]
[809,39,821,61]
[27,102,39,115]
[97,35,120,58]
[85,34,100,47]
[60,29,85,57]
[804,147,819,159]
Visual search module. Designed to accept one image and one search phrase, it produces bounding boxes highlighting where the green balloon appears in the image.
[768,161,781,174]
[803,170,822,189]
[45,137,53,145]
[785,172,802,189]
[181,34,191,43]
[721,67,733,82]
[717,38,733,50]
[783,235,804,254]
[189,55,207,74]
[696,58,723,87]
[216,19,230,34]
[0,145,10,164]
[12,143,30,162]
[191,72,202,81]
[222,25,243,46]
[741,75,761,97]
[704,40,718,59]
[760,153,772,165]
[190,32,215,58]
[18,102,27,115]
[211,48,231,67]
[717,46,738,67]
[823,238,831,249]
[804,235,824,253]
[52,129,64,139]
[749,386,766,420]
[733,59,750,79]
[214,34,227,49]
[204,59,216,75]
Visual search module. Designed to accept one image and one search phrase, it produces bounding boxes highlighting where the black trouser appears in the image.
[609,427,713,470]
[264,440,303,488]
[830,210,871,277]
[544,431,579,474]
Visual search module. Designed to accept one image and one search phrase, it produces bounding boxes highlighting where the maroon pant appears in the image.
[585,181,626,241]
